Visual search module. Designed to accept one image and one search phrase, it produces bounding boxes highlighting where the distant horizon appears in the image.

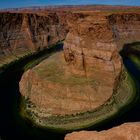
[1,4,140,10]
[0,0,140,9]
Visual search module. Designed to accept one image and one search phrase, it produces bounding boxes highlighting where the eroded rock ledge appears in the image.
[65,122,140,140]
[19,11,139,131]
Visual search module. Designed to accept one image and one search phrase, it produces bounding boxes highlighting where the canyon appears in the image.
[0,5,140,140]
[0,10,69,68]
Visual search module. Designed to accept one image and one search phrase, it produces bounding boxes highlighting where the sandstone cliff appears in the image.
[0,12,69,67]
[65,122,140,140]
[64,12,140,91]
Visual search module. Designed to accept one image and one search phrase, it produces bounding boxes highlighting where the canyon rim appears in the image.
[0,4,140,140]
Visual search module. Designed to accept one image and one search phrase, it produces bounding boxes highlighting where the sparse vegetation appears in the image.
[36,52,99,86]
[20,66,137,132]
[19,43,139,132]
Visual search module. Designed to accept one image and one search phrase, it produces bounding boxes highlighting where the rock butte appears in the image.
[0,5,140,134]
[19,10,140,130]
[65,122,140,140]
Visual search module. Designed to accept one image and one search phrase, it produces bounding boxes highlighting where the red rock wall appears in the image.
[0,12,69,58]
[64,12,140,90]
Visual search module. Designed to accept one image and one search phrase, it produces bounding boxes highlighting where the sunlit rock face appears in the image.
[20,51,114,115]
[64,14,121,106]
[65,122,140,140]
[64,12,140,94]
[20,12,140,117]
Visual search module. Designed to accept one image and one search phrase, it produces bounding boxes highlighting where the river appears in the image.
[0,43,140,140]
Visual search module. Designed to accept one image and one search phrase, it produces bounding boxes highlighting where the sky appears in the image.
[0,0,140,9]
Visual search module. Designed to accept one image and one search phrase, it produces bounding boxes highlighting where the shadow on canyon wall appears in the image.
[0,42,140,139]
[0,44,65,140]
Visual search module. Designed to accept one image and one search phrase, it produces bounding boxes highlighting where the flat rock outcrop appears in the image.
[65,122,140,140]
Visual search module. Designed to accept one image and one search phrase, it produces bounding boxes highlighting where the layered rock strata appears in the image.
[64,13,140,93]
[65,122,140,140]
[0,12,69,67]
[19,12,140,130]
[20,51,113,115]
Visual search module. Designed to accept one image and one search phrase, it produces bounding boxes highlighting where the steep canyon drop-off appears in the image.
[0,11,69,67]
[19,11,140,130]
[0,7,140,135]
